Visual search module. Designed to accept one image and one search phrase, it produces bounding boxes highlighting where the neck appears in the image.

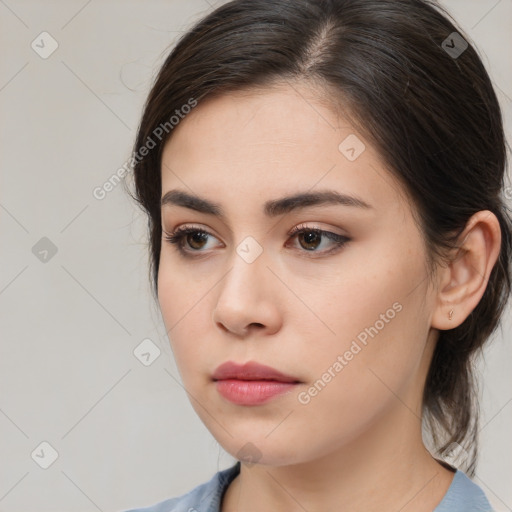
[221,403,455,512]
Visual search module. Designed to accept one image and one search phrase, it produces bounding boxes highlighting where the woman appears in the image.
[126,0,511,510]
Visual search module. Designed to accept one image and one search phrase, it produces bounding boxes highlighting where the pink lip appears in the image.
[212,361,301,405]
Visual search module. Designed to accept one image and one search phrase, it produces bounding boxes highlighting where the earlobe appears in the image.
[432,210,501,331]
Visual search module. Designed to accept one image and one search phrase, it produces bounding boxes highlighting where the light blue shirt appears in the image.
[125,461,494,512]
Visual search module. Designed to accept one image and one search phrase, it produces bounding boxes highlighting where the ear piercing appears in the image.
[448,309,454,320]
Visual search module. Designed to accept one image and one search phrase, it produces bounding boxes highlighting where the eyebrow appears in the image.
[161,189,371,218]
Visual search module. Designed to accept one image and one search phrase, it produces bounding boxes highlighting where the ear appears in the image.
[432,210,501,330]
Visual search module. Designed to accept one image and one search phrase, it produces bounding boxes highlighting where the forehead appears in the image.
[163,83,345,165]
[160,83,407,217]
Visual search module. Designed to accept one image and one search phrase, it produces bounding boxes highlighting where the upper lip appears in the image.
[212,361,300,383]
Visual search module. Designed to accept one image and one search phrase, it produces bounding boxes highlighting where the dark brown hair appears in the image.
[131,0,512,476]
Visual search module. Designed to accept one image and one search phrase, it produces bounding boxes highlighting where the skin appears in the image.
[157,82,501,512]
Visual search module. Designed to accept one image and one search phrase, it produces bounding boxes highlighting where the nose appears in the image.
[212,251,282,338]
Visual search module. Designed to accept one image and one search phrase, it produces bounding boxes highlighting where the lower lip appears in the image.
[215,379,298,405]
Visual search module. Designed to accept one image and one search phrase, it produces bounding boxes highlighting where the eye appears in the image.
[287,223,350,255]
[163,226,222,256]
[163,223,350,258]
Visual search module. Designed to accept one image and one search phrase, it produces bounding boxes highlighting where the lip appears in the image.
[212,361,299,383]
[212,361,301,406]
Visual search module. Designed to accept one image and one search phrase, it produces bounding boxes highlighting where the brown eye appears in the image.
[297,231,322,251]
[288,225,351,255]
[187,232,209,250]
[164,227,220,256]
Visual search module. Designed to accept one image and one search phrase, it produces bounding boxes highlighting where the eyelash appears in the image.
[164,223,350,258]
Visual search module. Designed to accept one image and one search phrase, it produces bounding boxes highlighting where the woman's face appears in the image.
[158,82,439,466]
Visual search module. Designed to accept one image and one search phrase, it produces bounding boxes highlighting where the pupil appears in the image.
[301,231,320,250]
[189,232,207,249]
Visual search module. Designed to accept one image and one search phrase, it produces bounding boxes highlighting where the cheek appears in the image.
[283,277,431,461]
[157,260,210,378]
[291,239,424,348]
[293,240,431,398]
[157,248,215,326]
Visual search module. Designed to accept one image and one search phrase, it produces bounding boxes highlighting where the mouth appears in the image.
[212,361,301,405]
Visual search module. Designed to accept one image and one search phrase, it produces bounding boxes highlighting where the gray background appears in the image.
[0,1,511,511]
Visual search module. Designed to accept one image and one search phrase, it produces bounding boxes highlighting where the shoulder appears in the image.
[434,469,494,512]
[123,462,240,512]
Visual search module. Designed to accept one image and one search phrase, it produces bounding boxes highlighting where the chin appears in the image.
[213,433,311,468]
